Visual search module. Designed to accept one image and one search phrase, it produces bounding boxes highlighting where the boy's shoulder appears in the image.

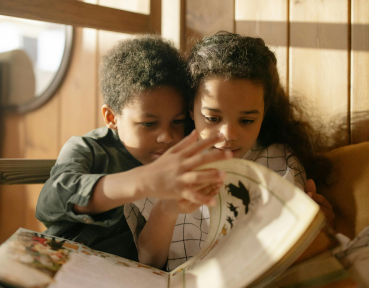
[82,127,110,140]
[68,127,116,144]
[61,127,119,154]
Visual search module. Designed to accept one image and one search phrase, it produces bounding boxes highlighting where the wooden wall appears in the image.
[1,0,368,243]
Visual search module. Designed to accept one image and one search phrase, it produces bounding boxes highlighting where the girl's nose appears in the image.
[220,123,238,141]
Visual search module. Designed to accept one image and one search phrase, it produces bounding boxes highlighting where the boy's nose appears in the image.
[157,129,174,144]
[220,123,238,141]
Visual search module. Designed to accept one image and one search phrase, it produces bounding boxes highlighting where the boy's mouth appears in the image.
[151,149,167,159]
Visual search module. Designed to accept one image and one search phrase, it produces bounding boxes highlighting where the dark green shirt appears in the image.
[36,127,142,261]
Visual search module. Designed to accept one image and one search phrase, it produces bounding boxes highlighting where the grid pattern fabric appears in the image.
[243,143,306,191]
[124,198,210,271]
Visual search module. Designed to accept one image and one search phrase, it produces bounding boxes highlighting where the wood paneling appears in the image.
[60,27,98,145]
[0,0,151,34]
[0,114,26,242]
[289,0,349,146]
[351,0,369,143]
[185,0,234,54]
[235,0,288,88]
[24,92,60,159]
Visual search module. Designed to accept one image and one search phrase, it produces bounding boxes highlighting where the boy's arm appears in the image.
[74,131,230,215]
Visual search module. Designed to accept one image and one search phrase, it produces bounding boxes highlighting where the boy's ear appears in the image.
[102,104,117,130]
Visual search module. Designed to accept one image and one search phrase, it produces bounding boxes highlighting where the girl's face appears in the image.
[191,77,264,158]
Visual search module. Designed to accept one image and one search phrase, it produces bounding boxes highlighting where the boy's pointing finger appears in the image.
[181,132,224,157]
[182,148,232,171]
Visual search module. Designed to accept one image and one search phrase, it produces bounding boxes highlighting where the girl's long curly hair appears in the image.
[187,32,331,186]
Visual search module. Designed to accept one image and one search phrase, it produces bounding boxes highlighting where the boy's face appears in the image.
[104,86,186,164]
[191,77,264,158]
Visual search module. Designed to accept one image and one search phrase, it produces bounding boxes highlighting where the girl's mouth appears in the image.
[214,147,240,156]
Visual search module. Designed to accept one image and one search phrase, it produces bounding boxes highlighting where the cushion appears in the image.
[319,142,369,239]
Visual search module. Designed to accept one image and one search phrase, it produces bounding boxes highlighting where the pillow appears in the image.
[318,142,369,239]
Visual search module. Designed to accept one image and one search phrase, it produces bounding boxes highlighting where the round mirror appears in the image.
[0,16,73,113]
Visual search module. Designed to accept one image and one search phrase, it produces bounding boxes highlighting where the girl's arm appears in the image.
[137,201,179,269]
[137,199,206,269]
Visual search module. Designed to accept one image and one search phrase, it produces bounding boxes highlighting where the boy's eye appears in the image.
[141,122,156,127]
[205,116,220,123]
[241,119,254,124]
[173,119,185,125]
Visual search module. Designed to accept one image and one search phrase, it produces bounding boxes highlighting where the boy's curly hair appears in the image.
[100,35,189,115]
[187,32,331,185]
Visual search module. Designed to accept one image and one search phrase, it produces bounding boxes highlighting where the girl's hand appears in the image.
[305,179,335,227]
[140,130,231,205]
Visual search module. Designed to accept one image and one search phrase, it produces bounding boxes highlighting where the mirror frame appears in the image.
[1,25,74,114]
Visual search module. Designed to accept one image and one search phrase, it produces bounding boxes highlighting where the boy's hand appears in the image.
[155,183,220,215]
[141,130,231,206]
[305,179,335,227]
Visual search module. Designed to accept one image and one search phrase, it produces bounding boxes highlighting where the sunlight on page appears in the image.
[191,259,224,287]
[49,253,167,288]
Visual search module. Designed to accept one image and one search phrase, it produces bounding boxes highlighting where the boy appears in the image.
[36,36,231,261]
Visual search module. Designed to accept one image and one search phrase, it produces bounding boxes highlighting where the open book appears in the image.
[0,159,342,288]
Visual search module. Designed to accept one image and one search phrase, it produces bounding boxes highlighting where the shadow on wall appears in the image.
[330,111,369,147]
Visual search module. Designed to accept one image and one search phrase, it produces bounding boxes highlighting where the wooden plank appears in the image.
[0,0,151,34]
[150,0,162,35]
[351,0,369,143]
[235,0,288,89]
[22,90,60,232]
[59,27,98,144]
[23,92,60,160]
[289,0,349,147]
[0,159,55,185]
[185,0,234,53]
[0,114,27,243]
[98,0,150,14]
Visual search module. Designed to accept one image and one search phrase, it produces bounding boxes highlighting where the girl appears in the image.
[125,32,335,271]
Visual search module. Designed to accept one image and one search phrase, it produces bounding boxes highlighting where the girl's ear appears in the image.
[189,109,194,120]
[189,101,195,120]
[102,104,117,130]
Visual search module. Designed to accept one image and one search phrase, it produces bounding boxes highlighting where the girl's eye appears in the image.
[173,119,185,125]
[141,122,155,127]
[241,119,254,124]
[205,116,220,123]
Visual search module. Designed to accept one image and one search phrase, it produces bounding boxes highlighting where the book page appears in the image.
[49,252,167,288]
[169,159,323,288]
[0,228,169,288]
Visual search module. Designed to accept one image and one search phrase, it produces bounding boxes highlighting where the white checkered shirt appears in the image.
[124,198,210,271]
[242,143,306,190]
